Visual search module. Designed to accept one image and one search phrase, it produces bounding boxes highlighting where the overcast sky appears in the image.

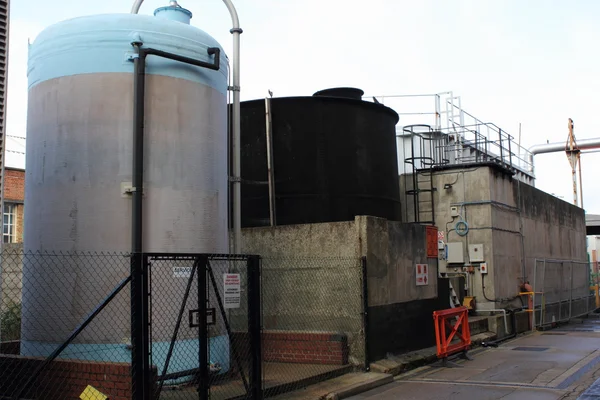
[7,0,600,213]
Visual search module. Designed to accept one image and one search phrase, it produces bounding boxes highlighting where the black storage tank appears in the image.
[240,87,401,227]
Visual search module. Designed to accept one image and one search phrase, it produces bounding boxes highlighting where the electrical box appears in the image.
[468,244,485,262]
[450,206,459,217]
[480,263,488,274]
[438,240,445,250]
[446,242,464,264]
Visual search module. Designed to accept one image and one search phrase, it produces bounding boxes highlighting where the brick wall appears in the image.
[264,331,348,365]
[0,355,148,400]
[3,168,24,243]
[232,331,349,366]
[4,168,24,202]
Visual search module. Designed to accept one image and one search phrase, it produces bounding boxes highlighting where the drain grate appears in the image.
[542,332,567,335]
[512,346,549,352]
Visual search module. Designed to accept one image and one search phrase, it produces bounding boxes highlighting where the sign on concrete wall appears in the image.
[224,273,241,309]
[416,264,429,286]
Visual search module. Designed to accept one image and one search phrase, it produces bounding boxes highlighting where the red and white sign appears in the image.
[416,264,429,286]
[223,273,241,309]
[438,230,445,240]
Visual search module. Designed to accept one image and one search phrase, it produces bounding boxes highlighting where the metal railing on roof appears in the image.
[365,92,534,176]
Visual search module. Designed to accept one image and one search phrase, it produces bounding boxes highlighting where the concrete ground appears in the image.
[159,362,350,399]
[348,315,600,400]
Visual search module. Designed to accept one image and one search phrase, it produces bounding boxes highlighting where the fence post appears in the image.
[532,259,537,329]
[142,254,151,398]
[569,261,573,320]
[559,262,563,322]
[541,259,546,327]
[361,256,370,371]
[198,256,209,400]
[247,255,263,400]
[131,252,146,400]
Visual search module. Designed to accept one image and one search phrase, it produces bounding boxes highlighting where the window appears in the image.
[3,203,15,243]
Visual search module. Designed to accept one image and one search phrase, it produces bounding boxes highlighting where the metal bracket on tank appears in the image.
[125,52,139,62]
[121,182,144,198]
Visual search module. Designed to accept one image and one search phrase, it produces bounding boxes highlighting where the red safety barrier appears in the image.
[433,306,471,360]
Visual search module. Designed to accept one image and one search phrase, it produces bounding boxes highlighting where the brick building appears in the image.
[3,167,23,243]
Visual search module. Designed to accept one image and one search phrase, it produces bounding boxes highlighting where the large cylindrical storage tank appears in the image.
[240,88,401,227]
[23,4,229,378]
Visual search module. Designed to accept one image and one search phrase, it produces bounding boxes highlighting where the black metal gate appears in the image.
[141,254,262,400]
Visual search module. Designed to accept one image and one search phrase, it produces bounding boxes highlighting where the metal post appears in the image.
[142,255,151,397]
[264,97,276,226]
[131,42,146,400]
[247,255,263,400]
[559,262,563,322]
[541,259,546,327]
[498,129,504,166]
[198,256,209,400]
[361,256,370,371]
[578,154,584,209]
[531,261,541,331]
[569,261,573,320]
[508,133,513,167]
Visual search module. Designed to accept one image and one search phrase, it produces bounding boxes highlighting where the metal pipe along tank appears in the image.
[24,4,230,380]
[131,0,244,253]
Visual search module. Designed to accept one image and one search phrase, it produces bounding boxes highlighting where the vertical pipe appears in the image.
[578,153,584,209]
[264,97,276,226]
[131,43,146,400]
[129,0,243,253]
[247,255,263,399]
[198,256,209,400]
[231,26,242,253]
[361,256,370,371]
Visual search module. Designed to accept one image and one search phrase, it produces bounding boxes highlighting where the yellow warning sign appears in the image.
[80,385,108,400]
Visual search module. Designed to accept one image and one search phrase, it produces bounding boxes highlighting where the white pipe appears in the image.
[529,137,600,155]
[131,0,243,254]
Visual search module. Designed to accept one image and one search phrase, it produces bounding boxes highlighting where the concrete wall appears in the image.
[401,164,588,310]
[240,216,439,362]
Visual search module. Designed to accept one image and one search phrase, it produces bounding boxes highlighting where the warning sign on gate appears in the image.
[416,264,429,286]
[223,273,241,309]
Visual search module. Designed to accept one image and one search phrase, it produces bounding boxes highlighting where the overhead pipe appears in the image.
[131,0,243,254]
[529,137,600,156]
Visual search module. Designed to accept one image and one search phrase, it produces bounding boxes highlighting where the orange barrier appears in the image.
[433,306,472,360]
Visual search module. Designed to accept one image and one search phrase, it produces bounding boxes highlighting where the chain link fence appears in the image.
[0,249,366,400]
[0,249,132,400]
[147,254,261,400]
[532,259,596,329]
[258,257,365,398]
